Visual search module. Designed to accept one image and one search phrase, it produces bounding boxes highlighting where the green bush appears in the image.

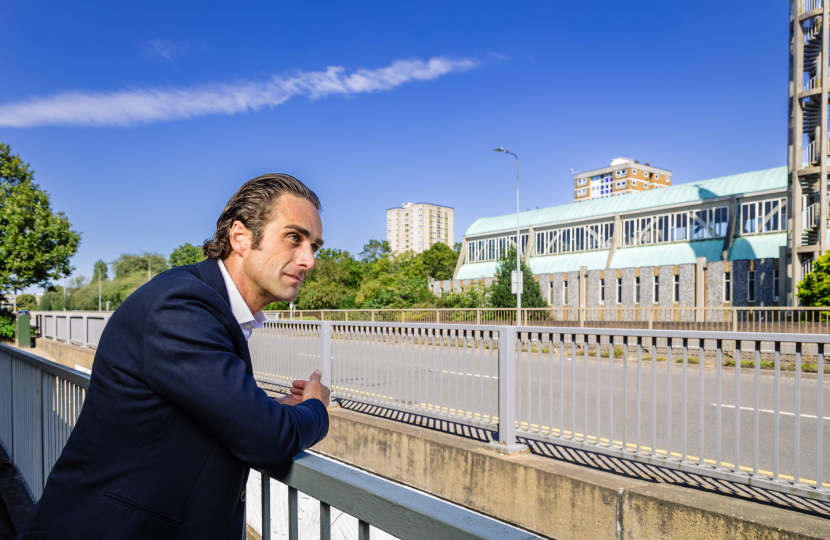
[0,309,14,340]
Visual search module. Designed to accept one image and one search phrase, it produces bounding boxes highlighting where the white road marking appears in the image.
[715,403,830,421]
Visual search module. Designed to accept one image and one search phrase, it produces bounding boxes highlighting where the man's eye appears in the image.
[288,234,299,242]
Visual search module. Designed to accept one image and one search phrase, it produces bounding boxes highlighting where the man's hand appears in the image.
[283,369,331,407]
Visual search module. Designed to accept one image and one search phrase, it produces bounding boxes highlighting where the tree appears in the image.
[488,246,547,308]
[798,251,830,308]
[170,243,206,267]
[15,293,38,311]
[421,242,458,280]
[359,239,391,263]
[113,252,168,279]
[0,143,81,295]
[93,260,109,280]
[295,248,363,310]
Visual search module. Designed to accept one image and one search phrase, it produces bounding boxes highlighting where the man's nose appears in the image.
[296,244,316,270]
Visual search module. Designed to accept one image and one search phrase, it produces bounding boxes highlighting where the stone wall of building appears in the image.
[679,264,695,307]
[757,259,775,307]
[587,270,601,308]
[550,273,564,308]
[619,268,635,308]
[707,261,724,308]
[640,268,655,307]
[732,260,749,306]
[658,266,674,307]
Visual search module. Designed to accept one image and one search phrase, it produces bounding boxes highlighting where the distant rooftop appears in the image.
[465,166,787,237]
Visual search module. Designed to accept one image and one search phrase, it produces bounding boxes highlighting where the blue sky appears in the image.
[0,1,787,289]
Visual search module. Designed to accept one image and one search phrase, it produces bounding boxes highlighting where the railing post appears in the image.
[82,315,88,348]
[261,473,271,540]
[319,321,332,390]
[476,309,481,325]
[648,308,653,330]
[484,326,528,455]
[732,308,738,333]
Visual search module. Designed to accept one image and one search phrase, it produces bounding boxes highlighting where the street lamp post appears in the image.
[98,268,102,311]
[493,147,521,325]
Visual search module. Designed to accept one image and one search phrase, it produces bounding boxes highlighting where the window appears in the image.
[622,207,728,247]
[616,181,626,188]
[616,169,626,177]
[739,198,786,235]
[632,181,638,187]
[600,278,605,305]
[747,271,756,303]
[563,279,569,304]
[653,277,659,304]
[632,169,638,175]
[644,172,650,179]
[536,223,614,255]
[667,177,671,183]
[644,182,649,188]
[617,277,622,304]
[673,274,680,303]
[635,277,641,304]
[773,270,780,301]
[654,174,660,180]
[577,178,587,185]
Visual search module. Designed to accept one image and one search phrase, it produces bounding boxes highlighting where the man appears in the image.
[17,174,330,540]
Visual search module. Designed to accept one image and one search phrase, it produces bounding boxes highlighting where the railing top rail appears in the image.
[0,343,91,389]
[262,320,503,332]
[515,325,830,344]
[29,311,114,317]
[261,452,542,540]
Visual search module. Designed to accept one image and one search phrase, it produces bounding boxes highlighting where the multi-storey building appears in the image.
[573,158,672,202]
[788,1,829,301]
[387,202,454,254]
[437,167,790,308]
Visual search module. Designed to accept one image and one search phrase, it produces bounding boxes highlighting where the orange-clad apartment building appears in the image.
[574,157,672,202]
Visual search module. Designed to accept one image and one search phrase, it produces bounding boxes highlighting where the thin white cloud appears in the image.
[0,57,478,128]
[141,39,188,63]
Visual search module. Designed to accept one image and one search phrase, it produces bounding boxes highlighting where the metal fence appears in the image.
[0,344,537,540]
[32,311,111,348]
[265,307,830,334]
[249,320,830,503]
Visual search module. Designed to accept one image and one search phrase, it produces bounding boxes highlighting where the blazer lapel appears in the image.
[193,258,253,375]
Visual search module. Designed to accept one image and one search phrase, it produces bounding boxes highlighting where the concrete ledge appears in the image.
[315,408,830,540]
[33,338,95,371]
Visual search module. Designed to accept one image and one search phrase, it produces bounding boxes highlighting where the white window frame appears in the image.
[616,169,626,177]
[667,177,671,183]
[617,277,622,304]
[654,174,660,180]
[600,278,605,305]
[632,169,638,175]
[673,274,680,303]
[653,277,659,304]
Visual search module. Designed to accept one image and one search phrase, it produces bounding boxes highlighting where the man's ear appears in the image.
[229,221,250,256]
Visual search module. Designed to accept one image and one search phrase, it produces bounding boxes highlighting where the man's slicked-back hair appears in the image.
[202,173,321,260]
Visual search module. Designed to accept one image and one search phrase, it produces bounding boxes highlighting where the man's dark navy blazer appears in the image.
[17,259,329,540]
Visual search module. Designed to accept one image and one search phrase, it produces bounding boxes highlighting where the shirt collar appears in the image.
[217,259,267,332]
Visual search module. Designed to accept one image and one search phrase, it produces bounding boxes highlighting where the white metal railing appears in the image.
[249,321,830,504]
[31,311,112,349]
[802,0,823,13]
[805,201,821,229]
[0,344,538,540]
[803,138,821,167]
[804,75,821,91]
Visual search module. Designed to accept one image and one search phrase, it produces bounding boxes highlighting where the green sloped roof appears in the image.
[465,166,787,236]
[529,250,610,275]
[728,232,787,261]
[455,261,499,280]
[610,239,724,269]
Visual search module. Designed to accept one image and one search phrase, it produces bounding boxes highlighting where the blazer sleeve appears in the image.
[141,282,328,469]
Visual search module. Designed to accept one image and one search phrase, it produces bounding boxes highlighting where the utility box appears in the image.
[15,314,31,348]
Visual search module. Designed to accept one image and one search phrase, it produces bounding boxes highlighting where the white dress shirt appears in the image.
[217,259,267,341]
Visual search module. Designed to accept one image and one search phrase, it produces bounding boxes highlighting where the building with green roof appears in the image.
[432,167,791,310]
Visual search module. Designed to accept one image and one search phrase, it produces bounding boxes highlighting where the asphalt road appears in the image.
[252,335,830,489]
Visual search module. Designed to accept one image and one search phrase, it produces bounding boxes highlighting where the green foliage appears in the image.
[113,252,168,279]
[296,248,364,310]
[798,251,830,308]
[0,143,81,294]
[435,282,488,308]
[359,239,390,263]
[169,243,206,267]
[93,259,108,280]
[420,242,459,280]
[15,294,38,311]
[0,308,13,339]
[488,246,547,308]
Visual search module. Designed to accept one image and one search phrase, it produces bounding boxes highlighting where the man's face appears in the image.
[240,194,323,303]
